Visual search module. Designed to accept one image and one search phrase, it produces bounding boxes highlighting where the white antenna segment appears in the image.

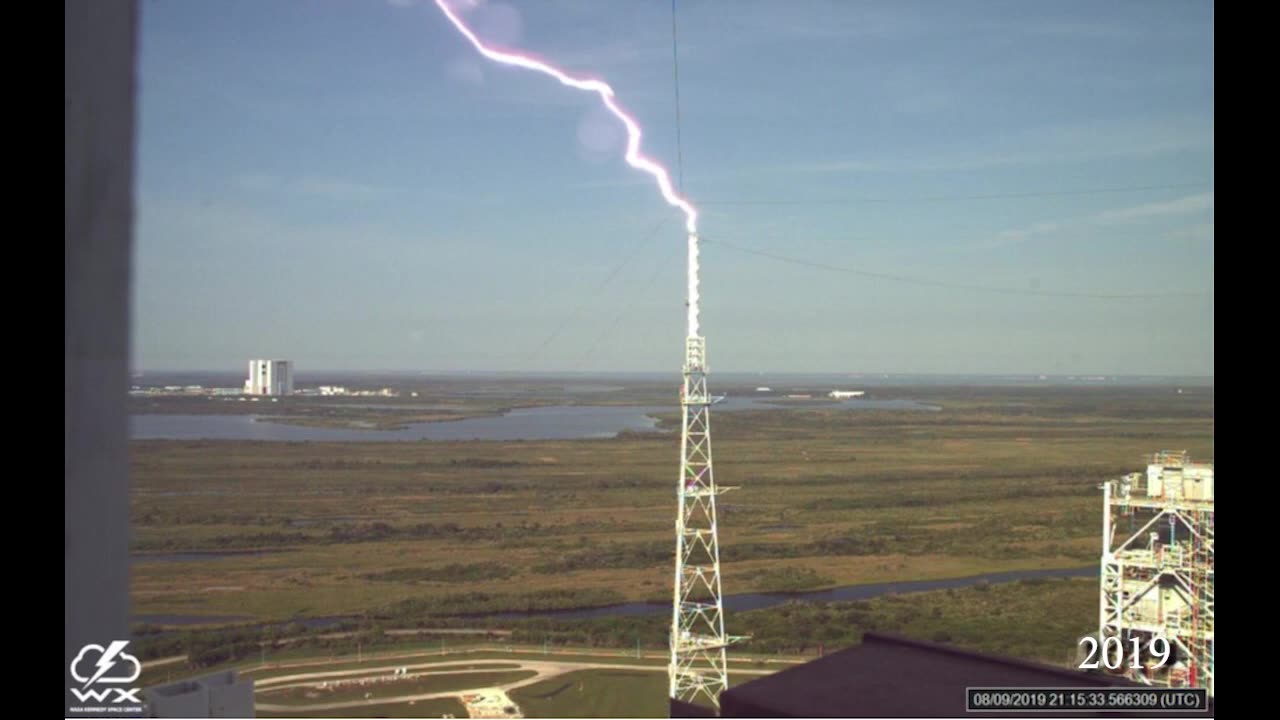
[687,232,700,337]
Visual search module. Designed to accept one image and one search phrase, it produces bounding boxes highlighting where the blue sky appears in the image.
[134,0,1213,375]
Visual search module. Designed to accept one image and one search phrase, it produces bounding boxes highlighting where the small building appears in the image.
[244,359,293,396]
[828,390,866,399]
[145,670,254,718]
[1144,452,1214,501]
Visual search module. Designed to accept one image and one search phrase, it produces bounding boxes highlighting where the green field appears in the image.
[259,669,536,705]
[143,578,1126,718]
[251,660,523,683]
[512,670,671,718]
[258,696,466,718]
[130,381,1211,679]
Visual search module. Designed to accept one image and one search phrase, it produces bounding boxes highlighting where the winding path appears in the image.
[254,654,779,713]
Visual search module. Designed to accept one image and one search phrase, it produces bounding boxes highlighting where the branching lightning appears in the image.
[433,0,702,337]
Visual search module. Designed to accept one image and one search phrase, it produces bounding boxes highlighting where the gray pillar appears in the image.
[65,0,138,714]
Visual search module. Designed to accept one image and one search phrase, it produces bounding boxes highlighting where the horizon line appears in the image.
[130,368,1215,380]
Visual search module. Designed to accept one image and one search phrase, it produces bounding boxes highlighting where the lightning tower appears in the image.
[432,0,739,707]
[669,232,740,708]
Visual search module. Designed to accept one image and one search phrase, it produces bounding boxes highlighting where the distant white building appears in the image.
[244,359,293,396]
[828,390,866,399]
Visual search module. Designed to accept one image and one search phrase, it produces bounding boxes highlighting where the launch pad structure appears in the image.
[1100,451,1213,696]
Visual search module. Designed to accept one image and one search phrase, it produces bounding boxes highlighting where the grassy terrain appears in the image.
[130,381,1211,674]
[131,393,513,430]
[734,576,1099,664]
[256,577,1094,717]
[147,577,1113,718]
[259,669,536,705]
[258,696,466,718]
[252,661,523,683]
[476,575,1099,665]
[130,374,674,428]
[512,670,670,718]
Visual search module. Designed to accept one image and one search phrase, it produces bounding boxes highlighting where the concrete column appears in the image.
[65,0,138,714]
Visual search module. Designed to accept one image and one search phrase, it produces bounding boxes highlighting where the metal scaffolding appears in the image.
[668,336,742,707]
[1100,451,1213,696]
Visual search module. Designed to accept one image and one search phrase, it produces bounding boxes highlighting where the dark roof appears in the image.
[714,632,1213,718]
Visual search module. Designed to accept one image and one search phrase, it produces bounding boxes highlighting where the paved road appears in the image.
[243,643,800,680]
[255,654,779,713]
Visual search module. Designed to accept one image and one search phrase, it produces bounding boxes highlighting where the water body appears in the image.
[130,405,664,442]
[131,398,939,442]
[131,550,287,564]
[134,613,255,626]
[131,548,296,561]
[132,567,1095,629]
[484,566,1098,620]
[134,614,354,629]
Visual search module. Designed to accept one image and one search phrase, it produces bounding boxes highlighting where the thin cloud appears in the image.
[721,2,924,41]
[235,173,396,199]
[1164,222,1214,245]
[769,159,882,175]
[982,192,1214,250]
[760,119,1211,178]
[295,177,384,199]
[1094,193,1214,223]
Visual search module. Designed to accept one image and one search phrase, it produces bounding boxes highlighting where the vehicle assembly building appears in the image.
[1100,451,1213,695]
[244,359,293,396]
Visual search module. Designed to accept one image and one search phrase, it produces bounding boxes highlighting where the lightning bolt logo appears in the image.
[70,641,142,688]
[86,641,130,687]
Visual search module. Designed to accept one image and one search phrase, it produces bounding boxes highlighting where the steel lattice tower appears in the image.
[669,233,741,708]
[1100,451,1213,696]
[429,1,737,703]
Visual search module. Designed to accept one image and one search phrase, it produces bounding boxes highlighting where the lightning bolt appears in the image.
[85,640,130,687]
[434,0,703,337]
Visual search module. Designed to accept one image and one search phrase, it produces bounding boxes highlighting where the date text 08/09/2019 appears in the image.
[966,688,1208,712]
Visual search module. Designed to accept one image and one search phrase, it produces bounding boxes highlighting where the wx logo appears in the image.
[70,687,143,704]
[69,641,143,707]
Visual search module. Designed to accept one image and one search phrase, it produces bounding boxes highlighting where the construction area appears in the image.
[1099,451,1214,695]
